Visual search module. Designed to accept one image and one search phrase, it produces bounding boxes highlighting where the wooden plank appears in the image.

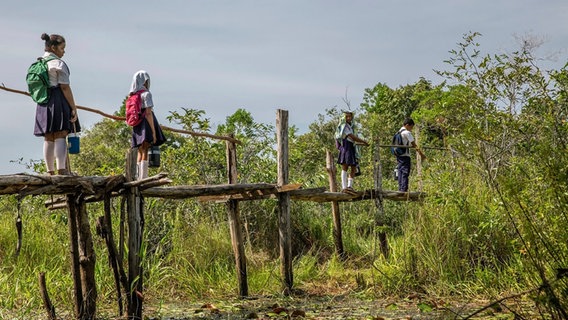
[0,174,125,196]
[289,189,426,202]
[141,183,278,199]
[197,183,303,202]
[276,183,302,192]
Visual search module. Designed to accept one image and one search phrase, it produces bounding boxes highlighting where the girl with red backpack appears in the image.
[128,70,166,180]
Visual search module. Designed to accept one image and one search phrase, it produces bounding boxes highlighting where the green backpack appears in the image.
[26,56,57,104]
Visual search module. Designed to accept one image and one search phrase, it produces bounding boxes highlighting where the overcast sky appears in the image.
[1,1,567,174]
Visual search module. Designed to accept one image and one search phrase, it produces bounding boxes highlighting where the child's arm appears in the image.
[145,108,157,143]
[60,84,78,122]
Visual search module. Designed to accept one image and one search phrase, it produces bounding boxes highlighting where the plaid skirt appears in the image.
[131,111,166,148]
[337,139,357,166]
[34,87,81,136]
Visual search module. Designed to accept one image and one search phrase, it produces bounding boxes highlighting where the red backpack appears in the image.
[125,89,146,126]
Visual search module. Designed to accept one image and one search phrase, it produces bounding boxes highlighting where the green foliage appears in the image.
[216,108,277,183]
[71,118,130,175]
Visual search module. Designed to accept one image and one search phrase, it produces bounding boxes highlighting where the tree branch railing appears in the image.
[0,84,240,144]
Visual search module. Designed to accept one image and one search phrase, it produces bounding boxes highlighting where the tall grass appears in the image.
[0,152,557,317]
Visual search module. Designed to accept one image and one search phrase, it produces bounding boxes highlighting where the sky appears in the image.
[1,0,567,174]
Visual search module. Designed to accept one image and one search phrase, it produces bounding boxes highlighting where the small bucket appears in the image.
[149,145,161,168]
[68,133,80,154]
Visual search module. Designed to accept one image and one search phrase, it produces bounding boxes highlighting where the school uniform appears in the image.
[129,70,166,180]
[34,52,81,136]
[131,90,166,148]
[336,122,357,166]
[396,127,414,192]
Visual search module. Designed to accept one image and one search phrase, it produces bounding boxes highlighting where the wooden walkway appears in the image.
[0,173,425,204]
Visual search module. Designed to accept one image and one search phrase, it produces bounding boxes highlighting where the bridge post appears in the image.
[277,109,293,294]
[226,135,248,297]
[326,150,345,259]
[126,149,144,319]
[373,140,389,258]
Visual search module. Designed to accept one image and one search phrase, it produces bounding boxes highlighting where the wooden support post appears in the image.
[39,272,57,320]
[76,195,97,319]
[373,140,389,259]
[119,196,126,267]
[226,135,248,297]
[126,149,144,319]
[415,125,423,192]
[103,194,124,315]
[66,194,84,318]
[325,150,345,259]
[276,109,293,294]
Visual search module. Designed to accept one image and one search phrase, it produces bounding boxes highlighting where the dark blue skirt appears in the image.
[131,111,167,148]
[34,87,81,136]
[337,138,357,166]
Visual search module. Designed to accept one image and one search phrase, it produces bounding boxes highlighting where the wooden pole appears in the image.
[38,272,57,320]
[119,196,126,271]
[103,194,124,315]
[226,135,248,297]
[76,195,97,319]
[415,125,423,192]
[325,150,345,259]
[373,140,389,259]
[276,109,293,294]
[126,149,144,319]
[66,194,83,318]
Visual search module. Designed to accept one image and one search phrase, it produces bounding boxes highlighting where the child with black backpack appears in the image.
[394,118,426,192]
[128,70,166,180]
[31,33,80,175]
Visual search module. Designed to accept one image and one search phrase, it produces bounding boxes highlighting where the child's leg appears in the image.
[137,141,150,180]
[54,138,67,172]
[348,165,355,188]
[340,163,349,190]
[43,135,55,174]
[137,142,150,162]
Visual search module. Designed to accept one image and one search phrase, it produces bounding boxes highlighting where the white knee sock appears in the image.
[43,141,55,172]
[139,160,149,180]
[348,177,354,188]
[54,138,67,170]
[341,170,348,190]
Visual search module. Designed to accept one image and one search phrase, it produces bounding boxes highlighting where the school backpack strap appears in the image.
[26,56,59,104]
[391,128,406,156]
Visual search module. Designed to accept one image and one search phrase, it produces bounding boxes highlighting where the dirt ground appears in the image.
[129,293,537,320]
[6,292,538,319]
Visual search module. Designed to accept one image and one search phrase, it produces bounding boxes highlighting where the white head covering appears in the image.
[129,70,150,94]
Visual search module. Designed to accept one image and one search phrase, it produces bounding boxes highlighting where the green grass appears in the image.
[0,166,562,318]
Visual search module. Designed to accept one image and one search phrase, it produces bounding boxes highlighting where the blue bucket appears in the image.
[68,133,80,154]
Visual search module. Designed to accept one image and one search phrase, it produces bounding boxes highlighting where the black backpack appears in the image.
[391,129,405,156]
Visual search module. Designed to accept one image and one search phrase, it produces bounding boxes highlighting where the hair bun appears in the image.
[41,33,49,41]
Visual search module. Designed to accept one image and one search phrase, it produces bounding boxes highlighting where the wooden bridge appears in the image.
[0,109,424,320]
